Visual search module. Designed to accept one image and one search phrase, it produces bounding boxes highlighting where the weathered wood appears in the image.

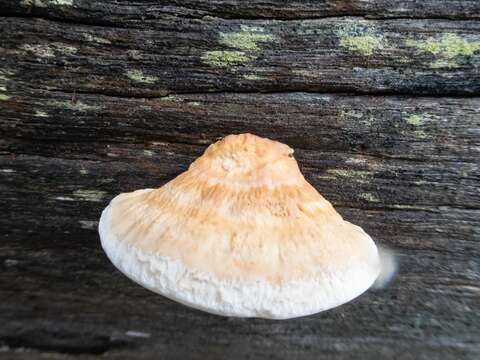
[2,89,480,162]
[1,89,479,358]
[1,150,480,358]
[1,16,480,96]
[1,1,480,359]
[3,0,480,22]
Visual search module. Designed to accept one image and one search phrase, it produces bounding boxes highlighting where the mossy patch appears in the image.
[126,69,158,84]
[201,51,253,67]
[405,34,480,68]
[220,26,274,51]
[0,94,10,101]
[336,22,385,56]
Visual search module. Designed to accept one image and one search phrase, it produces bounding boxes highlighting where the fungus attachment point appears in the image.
[99,134,381,319]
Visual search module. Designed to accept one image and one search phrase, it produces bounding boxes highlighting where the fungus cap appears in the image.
[99,133,380,319]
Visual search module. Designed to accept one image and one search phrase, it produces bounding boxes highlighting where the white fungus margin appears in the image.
[99,201,380,319]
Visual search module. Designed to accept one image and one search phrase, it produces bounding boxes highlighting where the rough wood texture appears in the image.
[1,1,479,359]
[1,16,480,96]
[3,0,480,21]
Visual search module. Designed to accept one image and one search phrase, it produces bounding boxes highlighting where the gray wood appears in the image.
[1,1,479,359]
[1,16,480,96]
[2,0,480,21]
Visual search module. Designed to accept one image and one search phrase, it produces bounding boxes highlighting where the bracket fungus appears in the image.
[99,134,380,319]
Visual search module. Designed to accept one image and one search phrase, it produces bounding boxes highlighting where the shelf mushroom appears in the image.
[99,133,380,319]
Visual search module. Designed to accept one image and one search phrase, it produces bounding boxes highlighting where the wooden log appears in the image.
[1,16,480,96]
[1,89,479,162]
[1,147,479,358]
[3,0,480,21]
[1,1,479,358]
[1,88,479,357]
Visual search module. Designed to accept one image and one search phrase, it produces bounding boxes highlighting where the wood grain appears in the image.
[1,88,479,358]
[1,16,480,96]
[3,0,480,21]
[1,1,479,359]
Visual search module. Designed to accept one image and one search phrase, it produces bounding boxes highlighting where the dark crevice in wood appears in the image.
[0,13,123,30]
[1,12,479,30]
[339,204,480,212]
[33,86,480,102]
[0,332,131,355]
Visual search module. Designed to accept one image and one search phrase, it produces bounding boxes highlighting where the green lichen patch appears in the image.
[336,22,385,56]
[220,26,274,52]
[406,34,480,68]
[413,130,428,139]
[73,189,106,202]
[21,43,77,58]
[51,100,101,112]
[242,74,261,80]
[0,94,10,101]
[159,95,181,102]
[203,26,274,68]
[126,69,158,84]
[405,114,423,126]
[52,42,77,55]
[403,113,432,139]
[34,110,49,117]
[359,192,379,203]
[341,35,384,56]
[201,51,253,68]
[340,110,363,119]
[83,34,111,44]
[143,150,155,157]
[431,59,459,69]
[406,34,480,59]
[22,44,55,58]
